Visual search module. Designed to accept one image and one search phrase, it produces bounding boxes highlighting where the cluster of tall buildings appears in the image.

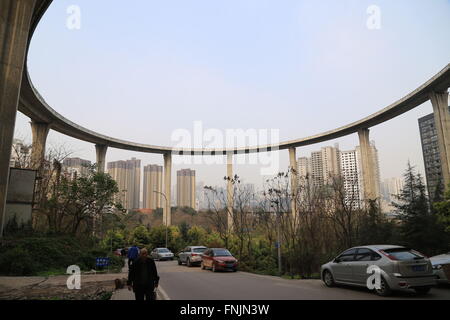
[107,158,141,210]
[297,143,381,208]
[106,158,197,211]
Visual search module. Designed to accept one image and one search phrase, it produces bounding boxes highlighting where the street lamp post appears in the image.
[154,190,169,248]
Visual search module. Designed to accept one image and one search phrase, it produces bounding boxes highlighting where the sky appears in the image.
[14,0,450,190]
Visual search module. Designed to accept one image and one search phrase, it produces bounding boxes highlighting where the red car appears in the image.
[201,248,238,272]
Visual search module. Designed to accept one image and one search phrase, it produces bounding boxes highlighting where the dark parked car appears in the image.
[201,248,238,272]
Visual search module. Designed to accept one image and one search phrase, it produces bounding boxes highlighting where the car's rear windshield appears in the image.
[214,249,232,256]
[384,248,424,261]
[158,248,170,252]
[193,248,206,253]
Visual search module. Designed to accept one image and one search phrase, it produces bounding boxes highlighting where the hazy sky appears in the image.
[14,0,450,189]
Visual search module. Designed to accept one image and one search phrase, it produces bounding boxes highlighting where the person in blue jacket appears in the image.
[127,244,140,268]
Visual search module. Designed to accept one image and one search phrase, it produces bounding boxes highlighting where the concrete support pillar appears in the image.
[227,153,234,231]
[163,152,172,226]
[0,0,37,237]
[289,147,298,217]
[430,91,450,189]
[358,128,377,201]
[30,121,50,170]
[95,144,108,173]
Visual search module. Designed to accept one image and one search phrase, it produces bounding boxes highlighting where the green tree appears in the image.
[187,226,207,245]
[358,200,399,245]
[149,225,182,252]
[179,221,190,243]
[393,163,448,255]
[129,225,151,247]
[102,229,126,250]
[44,165,121,235]
[433,183,450,233]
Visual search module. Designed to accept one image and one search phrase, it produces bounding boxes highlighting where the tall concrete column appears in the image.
[95,144,108,173]
[30,121,50,170]
[289,147,298,217]
[0,0,37,237]
[163,152,172,226]
[227,153,234,231]
[358,128,377,201]
[430,91,450,189]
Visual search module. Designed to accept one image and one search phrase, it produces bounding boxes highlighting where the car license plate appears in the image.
[412,265,426,272]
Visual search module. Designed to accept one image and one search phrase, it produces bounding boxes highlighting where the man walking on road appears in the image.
[127,248,159,301]
[127,244,139,268]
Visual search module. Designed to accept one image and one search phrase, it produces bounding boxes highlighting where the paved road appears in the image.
[156,260,450,300]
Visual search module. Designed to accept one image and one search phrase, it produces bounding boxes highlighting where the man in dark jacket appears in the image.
[127,248,159,300]
[127,244,139,268]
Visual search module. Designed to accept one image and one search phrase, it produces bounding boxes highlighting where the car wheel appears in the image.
[233,268,237,272]
[375,277,392,297]
[414,286,431,295]
[187,258,191,267]
[201,261,206,270]
[177,259,182,265]
[323,270,335,287]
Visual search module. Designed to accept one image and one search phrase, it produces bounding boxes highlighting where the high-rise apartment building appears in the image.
[321,145,341,184]
[107,158,141,210]
[418,108,450,198]
[310,151,324,188]
[340,150,362,208]
[297,157,311,184]
[298,142,380,204]
[304,145,340,188]
[196,181,208,211]
[381,177,404,203]
[143,164,163,210]
[62,157,92,179]
[177,169,196,209]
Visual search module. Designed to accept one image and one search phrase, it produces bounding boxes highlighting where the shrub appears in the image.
[0,234,123,276]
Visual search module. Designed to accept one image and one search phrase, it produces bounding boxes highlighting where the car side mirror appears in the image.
[334,258,340,263]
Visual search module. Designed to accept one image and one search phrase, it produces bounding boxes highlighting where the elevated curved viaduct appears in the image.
[1,0,449,234]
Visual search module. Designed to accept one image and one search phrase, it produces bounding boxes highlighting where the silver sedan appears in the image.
[178,246,207,267]
[151,248,174,261]
[430,252,450,284]
[321,245,436,296]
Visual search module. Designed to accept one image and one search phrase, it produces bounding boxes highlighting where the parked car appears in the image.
[178,246,207,267]
[321,245,436,296]
[430,251,450,284]
[151,248,174,261]
[201,248,238,272]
